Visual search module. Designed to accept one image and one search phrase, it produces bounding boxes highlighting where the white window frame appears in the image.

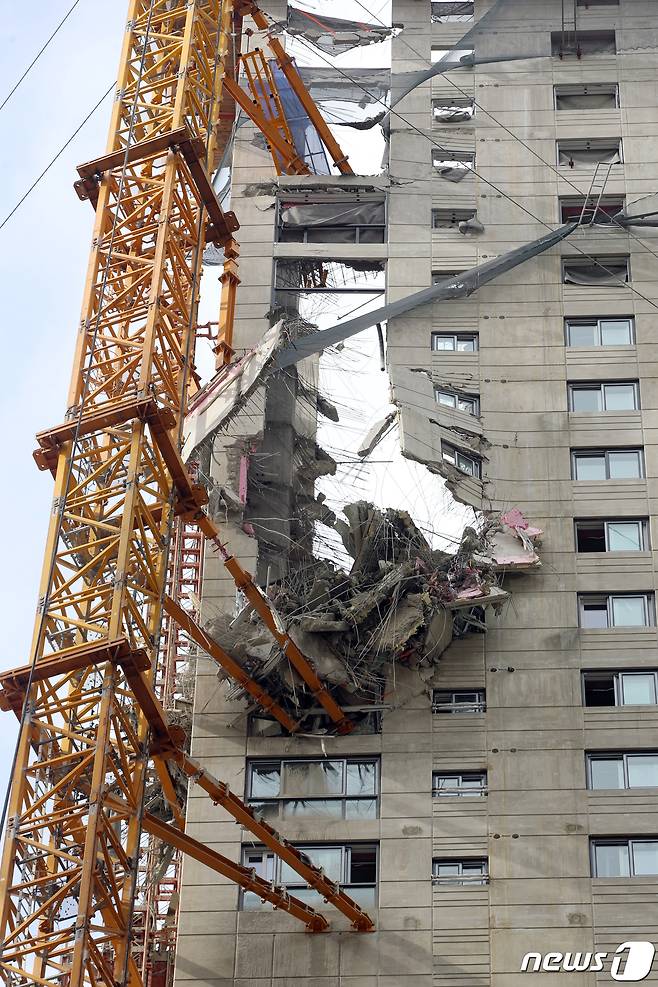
[441,443,481,477]
[434,387,479,416]
[246,757,379,820]
[568,381,639,412]
[571,448,644,480]
[583,670,658,707]
[431,332,478,352]
[241,843,378,906]
[565,316,634,347]
[554,83,619,111]
[587,752,658,790]
[575,518,648,553]
[432,771,488,797]
[433,689,486,714]
[432,858,489,885]
[578,593,655,629]
[591,839,658,878]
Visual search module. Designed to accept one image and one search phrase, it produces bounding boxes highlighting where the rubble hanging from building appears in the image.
[201,500,542,734]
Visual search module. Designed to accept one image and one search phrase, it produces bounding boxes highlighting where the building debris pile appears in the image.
[204,502,541,733]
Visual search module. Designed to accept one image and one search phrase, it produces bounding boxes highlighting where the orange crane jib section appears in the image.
[0,3,364,987]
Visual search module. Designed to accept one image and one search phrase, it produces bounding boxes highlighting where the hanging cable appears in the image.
[0,82,114,232]
[0,0,84,114]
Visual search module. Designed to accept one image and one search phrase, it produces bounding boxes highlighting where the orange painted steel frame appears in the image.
[0,4,368,986]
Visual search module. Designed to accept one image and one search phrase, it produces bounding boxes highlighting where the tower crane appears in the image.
[0,4,371,986]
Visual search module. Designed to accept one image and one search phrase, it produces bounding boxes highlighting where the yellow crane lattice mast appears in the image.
[0,2,368,986]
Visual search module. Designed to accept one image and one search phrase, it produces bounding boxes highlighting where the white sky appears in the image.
[0,0,468,800]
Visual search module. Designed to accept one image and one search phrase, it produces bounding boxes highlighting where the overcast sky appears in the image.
[0,0,466,804]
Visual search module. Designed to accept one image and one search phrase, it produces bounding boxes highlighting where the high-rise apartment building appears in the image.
[175,1,658,984]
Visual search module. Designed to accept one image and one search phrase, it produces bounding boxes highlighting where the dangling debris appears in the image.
[201,501,542,733]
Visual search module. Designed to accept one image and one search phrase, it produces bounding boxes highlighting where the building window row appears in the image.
[247,757,378,820]
[432,319,635,353]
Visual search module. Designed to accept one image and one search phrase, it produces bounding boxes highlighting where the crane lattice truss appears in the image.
[0,3,369,986]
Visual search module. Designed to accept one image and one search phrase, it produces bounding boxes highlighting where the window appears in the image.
[578,593,655,629]
[431,1,474,22]
[441,443,481,478]
[432,207,477,230]
[575,519,648,553]
[432,270,467,285]
[577,0,619,7]
[433,858,488,885]
[432,332,478,352]
[592,839,658,878]
[433,689,486,714]
[558,139,621,168]
[433,771,487,797]
[559,196,624,224]
[246,758,379,821]
[583,670,658,707]
[241,844,378,910]
[434,388,479,415]
[555,84,618,111]
[432,150,475,182]
[569,381,639,412]
[565,317,634,347]
[571,448,644,480]
[249,710,381,736]
[431,47,473,64]
[433,98,475,122]
[551,30,616,58]
[588,753,658,790]
[562,255,629,286]
[277,198,386,245]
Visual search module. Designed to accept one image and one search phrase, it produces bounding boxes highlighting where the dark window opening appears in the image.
[555,84,618,110]
[274,258,385,293]
[559,196,624,224]
[432,149,475,182]
[432,269,467,284]
[432,207,477,229]
[433,98,475,122]
[277,197,386,245]
[248,709,382,737]
[583,672,616,706]
[562,255,629,286]
[551,30,616,59]
[558,139,621,168]
[577,0,619,7]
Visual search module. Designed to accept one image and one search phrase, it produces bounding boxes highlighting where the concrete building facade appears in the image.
[174,1,658,985]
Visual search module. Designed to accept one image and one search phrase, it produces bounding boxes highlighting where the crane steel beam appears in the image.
[0,3,237,984]
[163,595,300,732]
[239,1,354,175]
[170,754,375,932]
[141,813,329,932]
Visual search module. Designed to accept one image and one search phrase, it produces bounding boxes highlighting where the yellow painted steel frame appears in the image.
[0,5,367,984]
[0,2,234,984]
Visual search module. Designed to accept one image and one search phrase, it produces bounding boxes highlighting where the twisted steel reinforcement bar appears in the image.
[0,3,363,985]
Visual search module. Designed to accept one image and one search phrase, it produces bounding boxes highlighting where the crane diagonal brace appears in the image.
[163,595,300,733]
[142,812,329,932]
